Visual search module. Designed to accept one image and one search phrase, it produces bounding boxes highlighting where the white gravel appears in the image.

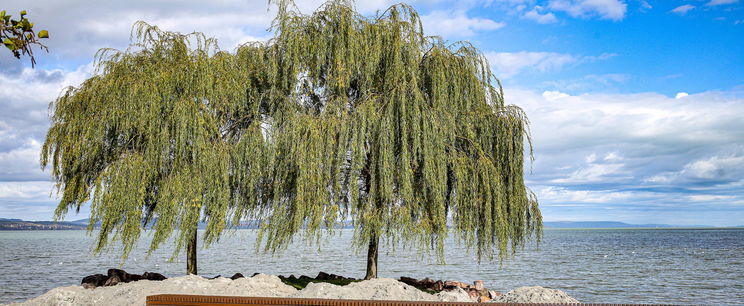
[291,278,437,301]
[491,286,580,303]
[7,274,577,305]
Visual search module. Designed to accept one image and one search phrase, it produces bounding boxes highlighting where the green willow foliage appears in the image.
[41,0,541,264]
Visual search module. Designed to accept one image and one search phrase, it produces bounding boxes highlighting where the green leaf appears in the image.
[38,30,49,39]
[3,38,17,50]
[20,10,27,16]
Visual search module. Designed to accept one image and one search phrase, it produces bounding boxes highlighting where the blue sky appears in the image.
[1,0,743,226]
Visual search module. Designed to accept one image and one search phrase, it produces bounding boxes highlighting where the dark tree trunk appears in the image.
[364,232,379,280]
[187,230,197,275]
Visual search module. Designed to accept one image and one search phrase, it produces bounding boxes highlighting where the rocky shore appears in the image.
[7,270,579,305]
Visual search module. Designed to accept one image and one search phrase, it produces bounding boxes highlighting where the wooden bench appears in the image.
[146,294,671,306]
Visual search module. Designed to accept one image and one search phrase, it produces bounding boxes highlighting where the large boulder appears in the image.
[490,286,579,303]
[81,274,108,289]
[107,269,141,283]
[142,272,167,281]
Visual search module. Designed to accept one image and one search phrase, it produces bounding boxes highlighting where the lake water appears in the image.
[1,228,743,305]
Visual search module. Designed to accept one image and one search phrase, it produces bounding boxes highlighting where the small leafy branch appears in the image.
[1,10,49,67]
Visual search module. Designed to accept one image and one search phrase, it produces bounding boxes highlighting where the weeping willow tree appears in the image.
[40,22,271,274]
[41,0,541,279]
[255,0,542,279]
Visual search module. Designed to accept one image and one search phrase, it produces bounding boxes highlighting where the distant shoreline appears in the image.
[2,218,742,231]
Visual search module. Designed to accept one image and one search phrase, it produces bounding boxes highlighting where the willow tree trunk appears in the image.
[187,230,197,275]
[364,233,379,279]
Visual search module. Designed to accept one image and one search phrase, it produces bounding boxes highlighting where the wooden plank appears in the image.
[146,294,677,306]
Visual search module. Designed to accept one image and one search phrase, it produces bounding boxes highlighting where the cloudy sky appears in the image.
[1,0,743,226]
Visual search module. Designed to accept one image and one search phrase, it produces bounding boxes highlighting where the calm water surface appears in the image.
[1,228,743,305]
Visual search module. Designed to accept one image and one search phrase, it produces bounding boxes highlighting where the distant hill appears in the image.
[0,219,87,230]
[544,221,713,229]
[0,218,262,230]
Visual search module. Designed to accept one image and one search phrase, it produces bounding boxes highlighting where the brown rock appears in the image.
[230,273,245,280]
[479,296,492,303]
[445,281,468,289]
[489,290,502,298]
[421,277,435,286]
[474,280,484,291]
[432,280,444,291]
[467,288,480,301]
[104,275,121,286]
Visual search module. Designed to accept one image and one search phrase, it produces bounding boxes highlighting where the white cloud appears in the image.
[688,195,734,202]
[675,92,689,99]
[671,5,696,15]
[541,73,628,92]
[585,153,598,163]
[524,6,559,24]
[638,1,652,11]
[604,152,621,162]
[486,52,615,78]
[0,181,55,200]
[0,64,92,185]
[542,90,570,100]
[554,163,627,183]
[682,155,744,180]
[538,186,632,203]
[706,0,739,6]
[548,0,628,21]
[486,51,577,78]
[0,139,45,181]
[421,10,505,37]
[515,89,744,153]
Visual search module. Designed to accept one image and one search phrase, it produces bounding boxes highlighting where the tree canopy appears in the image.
[41,0,541,274]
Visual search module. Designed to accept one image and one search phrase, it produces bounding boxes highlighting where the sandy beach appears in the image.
[7,274,578,305]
